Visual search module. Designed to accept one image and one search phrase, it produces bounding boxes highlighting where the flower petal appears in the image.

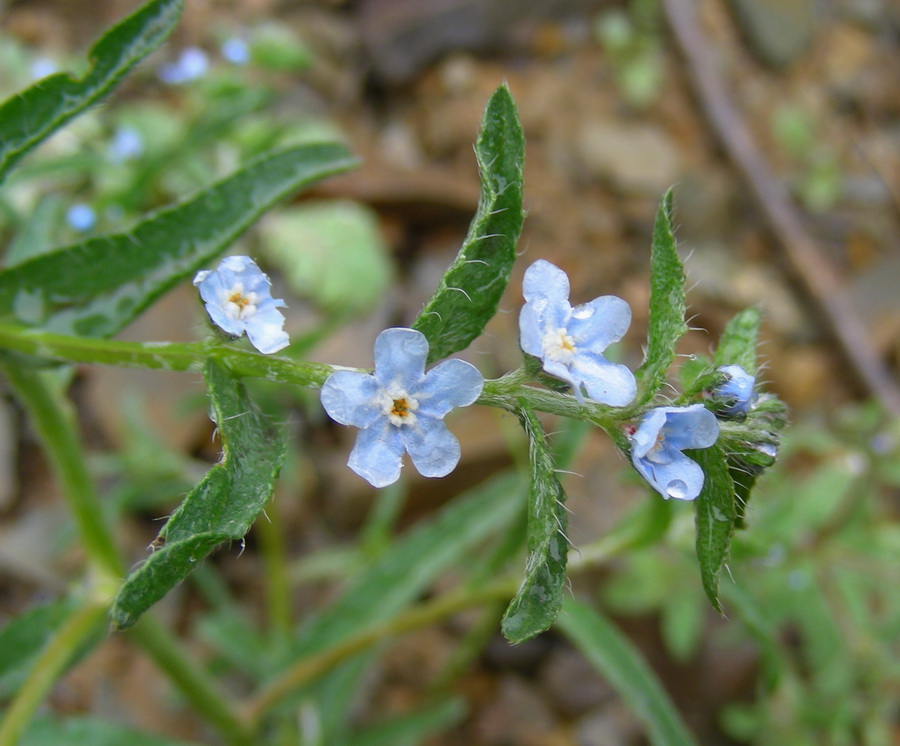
[570,351,636,407]
[633,448,705,500]
[373,328,428,389]
[412,359,484,418]
[401,417,461,478]
[661,405,719,451]
[631,408,667,459]
[320,371,382,428]
[522,259,570,307]
[716,365,756,414]
[348,419,405,487]
[518,303,544,358]
[568,295,632,351]
[244,306,290,353]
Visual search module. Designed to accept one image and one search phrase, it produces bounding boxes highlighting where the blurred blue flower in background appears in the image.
[519,259,636,406]
[193,255,289,354]
[715,364,757,415]
[30,57,58,80]
[221,37,250,66]
[159,46,209,84]
[630,404,719,500]
[108,126,143,163]
[66,203,96,232]
[321,328,484,487]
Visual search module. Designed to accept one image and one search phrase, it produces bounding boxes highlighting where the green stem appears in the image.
[1,361,123,579]
[0,323,332,387]
[0,356,264,746]
[257,496,292,640]
[0,598,108,746]
[128,616,255,746]
[0,324,634,428]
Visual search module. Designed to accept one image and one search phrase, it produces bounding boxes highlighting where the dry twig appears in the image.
[661,0,900,416]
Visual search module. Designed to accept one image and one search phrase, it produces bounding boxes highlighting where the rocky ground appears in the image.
[1,0,899,743]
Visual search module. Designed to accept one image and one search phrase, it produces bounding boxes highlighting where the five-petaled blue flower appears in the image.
[320,328,484,488]
[630,404,719,500]
[715,364,757,415]
[519,259,636,406]
[193,256,289,354]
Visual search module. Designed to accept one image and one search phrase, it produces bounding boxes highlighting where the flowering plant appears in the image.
[0,5,789,742]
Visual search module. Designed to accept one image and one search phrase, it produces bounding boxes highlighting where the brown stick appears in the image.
[661,0,900,416]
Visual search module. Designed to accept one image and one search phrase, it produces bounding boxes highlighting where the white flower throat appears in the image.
[222,282,259,320]
[542,327,576,364]
[380,385,419,427]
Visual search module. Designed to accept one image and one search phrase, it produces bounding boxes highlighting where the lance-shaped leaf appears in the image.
[690,444,735,611]
[412,83,524,364]
[501,403,569,643]
[0,0,183,184]
[0,142,358,338]
[558,598,699,746]
[110,359,285,629]
[714,307,761,376]
[633,189,687,407]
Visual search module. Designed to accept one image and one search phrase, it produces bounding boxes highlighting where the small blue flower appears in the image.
[30,57,57,80]
[193,256,289,354]
[159,47,209,85]
[519,259,636,406]
[221,38,250,66]
[108,127,143,163]
[67,203,96,232]
[321,328,484,487]
[715,364,757,415]
[630,404,719,500]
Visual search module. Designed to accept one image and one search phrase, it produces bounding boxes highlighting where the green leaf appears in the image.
[0,0,183,184]
[110,359,286,629]
[20,716,198,746]
[558,598,699,746]
[0,142,357,338]
[501,403,569,643]
[714,307,761,376]
[260,201,393,316]
[633,188,687,407]
[0,598,77,699]
[690,444,736,611]
[412,83,525,363]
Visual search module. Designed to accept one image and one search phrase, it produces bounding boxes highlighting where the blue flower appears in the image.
[159,47,209,85]
[320,328,484,488]
[109,127,143,163]
[67,204,96,232]
[193,256,289,354]
[519,259,636,406]
[630,404,719,500]
[715,364,757,415]
[221,38,250,66]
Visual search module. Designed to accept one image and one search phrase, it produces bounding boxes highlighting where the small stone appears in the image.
[577,121,681,195]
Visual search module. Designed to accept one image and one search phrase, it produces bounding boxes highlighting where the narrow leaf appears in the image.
[0,143,357,338]
[714,307,761,375]
[110,359,286,629]
[0,598,77,698]
[502,403,569,643]
[0,0,183,183]
[690,444,736,611]
[633,188,687,406]
[21,716,198,746]
[284,471,523,661]
[412,83,524,363]
[558,598,699,746]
